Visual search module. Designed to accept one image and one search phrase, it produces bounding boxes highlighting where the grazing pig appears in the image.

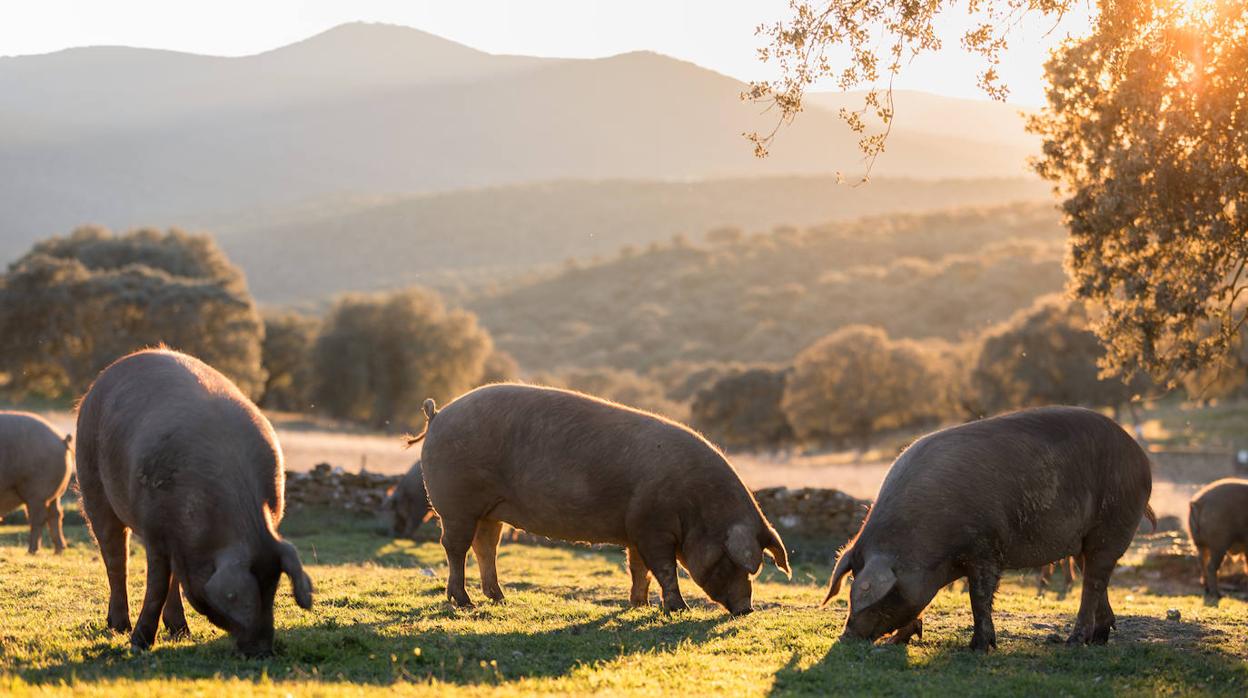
[387,460,433,540]
[1188,478,1248,603]
[408,384,790,614]
[76,349,314,655]
[824,407,1153,650]
[0,412,74,554]
[1036,557,1079,597]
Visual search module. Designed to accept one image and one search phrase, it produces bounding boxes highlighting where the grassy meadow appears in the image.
[2,510,1245,697]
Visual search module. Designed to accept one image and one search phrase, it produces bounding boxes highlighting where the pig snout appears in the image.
[235,626,275,658]
[729,603,754,617]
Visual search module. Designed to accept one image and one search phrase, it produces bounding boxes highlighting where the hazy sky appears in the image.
[0,0,1094,106]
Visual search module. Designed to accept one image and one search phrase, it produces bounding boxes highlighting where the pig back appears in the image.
[868,406,1151,569]
[75,350,282,529]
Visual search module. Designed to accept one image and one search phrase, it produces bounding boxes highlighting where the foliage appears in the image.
[782,325,948,447]
[310,288,493,430]
[532,367,685,421]
[470,204,1065,372]
[746,0,1076,159]
[259,312,320,412]
[1031,0,1248,385]
[0,226,265,400]
[2,513,1245,696]
[690,366,794,450]
[969,295,1144,414]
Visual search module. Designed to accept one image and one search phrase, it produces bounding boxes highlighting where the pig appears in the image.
[824,406,1154,650]
[75,348,314,656]
[407,383,791,615]
[1036,557,1079,597]
[387,460,433,540]
[0,411,74,554]
[1188,478,1248,603]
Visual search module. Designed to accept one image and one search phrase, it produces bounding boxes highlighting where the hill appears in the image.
[201,176,1052,303]
[1,24,1041,253]
[466,203,1068,370]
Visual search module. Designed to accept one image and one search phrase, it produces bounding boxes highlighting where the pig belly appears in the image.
[487,498,629,546]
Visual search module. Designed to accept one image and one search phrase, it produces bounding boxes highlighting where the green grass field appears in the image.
[2,512,1245,696]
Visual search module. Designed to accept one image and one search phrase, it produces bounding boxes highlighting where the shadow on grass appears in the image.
[769,614,1248,696]
[16,608,729,688]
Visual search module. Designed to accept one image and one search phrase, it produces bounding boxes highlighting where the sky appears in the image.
[0,0,1095,106]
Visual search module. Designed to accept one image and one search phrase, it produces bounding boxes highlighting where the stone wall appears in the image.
[284,465,871,552]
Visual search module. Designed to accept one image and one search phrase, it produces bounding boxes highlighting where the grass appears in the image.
[1,511,1246,697]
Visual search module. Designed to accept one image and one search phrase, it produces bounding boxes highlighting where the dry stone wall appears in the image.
[284,464,871,548]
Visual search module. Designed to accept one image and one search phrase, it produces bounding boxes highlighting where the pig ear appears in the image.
[278,541,314,610]
[725,522,764,574]
[761,526,791,578]
[850,556,897,611]
[823,546,854,605]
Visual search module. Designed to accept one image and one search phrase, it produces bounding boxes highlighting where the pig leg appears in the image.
[627,544,652,607]
[966,564,1000,651]
[162,579,190,639]
[472,519,505,602]
[1202,546,1226,604]
[130,546,173,650]
[885,616,924,645]
[46,498,66,554]
[1067,555,1116,645]
[87,503,133,634]
[25,500,46,554]
[637,537,687,613]
[441,517,478,608]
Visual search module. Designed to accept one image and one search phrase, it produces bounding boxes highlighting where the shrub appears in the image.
[0,226,264,400]
[690,366,793,450]
[310,287,493,430]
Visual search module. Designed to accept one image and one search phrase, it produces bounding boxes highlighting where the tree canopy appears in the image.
[310,287,494,430]
[1031,0,1248,384]
[0,226,265,400]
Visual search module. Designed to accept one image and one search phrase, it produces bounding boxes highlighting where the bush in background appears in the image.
[260,311,320,412]
[310,287,493,430]
[0,226,264,400]
[782,325,947,449]
[690,366,793,450]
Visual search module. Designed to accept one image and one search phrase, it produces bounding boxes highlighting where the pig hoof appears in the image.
[969,634,996,652]
[662,599,690,614]
[107,618,132,635]
[166,625,191,640]
[128,634,154,652]
[629,597,650,608]
[1203,594,1221,607]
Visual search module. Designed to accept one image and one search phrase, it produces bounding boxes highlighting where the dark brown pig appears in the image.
[1188,478,1248,603]
[408,383,791,614]
[387,460,433,540]
[824,407,1153,650]
[75,349,313,655]
[0,411,74,554]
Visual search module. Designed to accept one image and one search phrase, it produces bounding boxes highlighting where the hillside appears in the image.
[203,176,1051,302]
[1,23,1041,252]
[466,203,1067,370]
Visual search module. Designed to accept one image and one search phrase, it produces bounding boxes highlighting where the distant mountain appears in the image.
[0,23,1043,256]
[200,175,1053,303]
[806,90,1039,151]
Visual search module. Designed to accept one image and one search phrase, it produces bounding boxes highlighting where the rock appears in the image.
[1166,608,1181,621]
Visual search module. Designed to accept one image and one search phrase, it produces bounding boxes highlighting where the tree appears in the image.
[969,295,1143,414]
[1031,0,1248,384]
[259,311,320,412]
[690,366,794,450]
[310,287,493,430]
[746,0,1077,159]
[0,226,265,400]
[782,325,946,448]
